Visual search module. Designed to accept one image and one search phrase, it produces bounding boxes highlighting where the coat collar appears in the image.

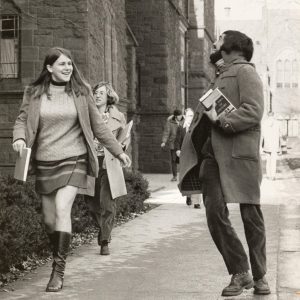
[106,105,125,131]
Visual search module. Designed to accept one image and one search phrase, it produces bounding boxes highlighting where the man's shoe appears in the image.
[221,272,254,297]
[100,241,110,255]
[254,276,271,295]
[171,176,177,182]
[194,204,201,209]
[186,197,192,206]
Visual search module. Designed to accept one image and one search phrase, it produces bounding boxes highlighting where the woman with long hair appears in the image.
[85,81,128,256]
[12,47,131,292]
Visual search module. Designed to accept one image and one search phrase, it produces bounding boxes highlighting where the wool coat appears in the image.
[86,105,128,199]
[178,58,264,204]
[161,116,184,149]
[13,87,124,180]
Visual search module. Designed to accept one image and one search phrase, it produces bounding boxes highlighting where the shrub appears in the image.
[0,176,48,273]
[0,171,150,273]
[117,170,150,217]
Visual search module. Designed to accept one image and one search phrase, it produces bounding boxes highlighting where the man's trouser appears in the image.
[170,149,177,177]
[202,158,267,280]
[85,156,116,244]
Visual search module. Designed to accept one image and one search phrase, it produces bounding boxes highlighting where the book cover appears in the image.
[14,147,31,182]
[199,88,236,117]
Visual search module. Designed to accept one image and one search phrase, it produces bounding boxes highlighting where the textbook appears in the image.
[14,147,31,182]
[199,88,236,117]
[117,120,133,150]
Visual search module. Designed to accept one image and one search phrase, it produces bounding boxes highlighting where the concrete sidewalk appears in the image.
[1,174,300,300]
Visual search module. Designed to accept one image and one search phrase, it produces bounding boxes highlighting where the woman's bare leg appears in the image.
[55,185,78,233]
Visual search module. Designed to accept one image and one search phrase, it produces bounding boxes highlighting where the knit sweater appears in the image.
[35,84,87,161]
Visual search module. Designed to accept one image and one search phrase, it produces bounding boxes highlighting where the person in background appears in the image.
[262,111,281,180]
[161,109,184,181]
[84,81,127,256]
[12,47,131,292]
[175,108,201,209]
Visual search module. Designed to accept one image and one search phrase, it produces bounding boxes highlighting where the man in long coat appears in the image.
[178,30,270,297]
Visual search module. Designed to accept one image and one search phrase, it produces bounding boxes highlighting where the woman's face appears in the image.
[47,54,73,82]
[185,110,194,126]
[94,85,108,107]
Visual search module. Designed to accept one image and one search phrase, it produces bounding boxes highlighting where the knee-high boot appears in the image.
[46,231,72,292]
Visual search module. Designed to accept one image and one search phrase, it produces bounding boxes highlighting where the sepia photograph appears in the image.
[0,0,299,299]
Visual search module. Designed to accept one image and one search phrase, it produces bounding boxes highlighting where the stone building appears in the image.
[0,0,138,174]
[188,0,215,109]
[216,0,300,137]
[126,0,215,172]
[0,0,215,174]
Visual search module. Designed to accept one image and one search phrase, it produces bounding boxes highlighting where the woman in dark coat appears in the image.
[175,108,201,208]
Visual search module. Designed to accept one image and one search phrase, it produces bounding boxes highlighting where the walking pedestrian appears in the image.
[175,108,201,208]
[84,81,127,256]
[161,109,184,181]
[178,31,270,296]
[262,111,281,180]
[12,47,131,292]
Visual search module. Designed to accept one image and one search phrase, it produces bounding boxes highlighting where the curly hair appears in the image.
[93,81,119,105]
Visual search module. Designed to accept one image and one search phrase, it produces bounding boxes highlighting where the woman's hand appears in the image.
[118,153,131,168]
[176,150,181,157]
[12,139,26,155]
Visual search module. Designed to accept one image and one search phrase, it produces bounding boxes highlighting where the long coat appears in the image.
[178,59,264,204]
[13,87,123,180]
[89,105,128,199]
[161,116,184,149]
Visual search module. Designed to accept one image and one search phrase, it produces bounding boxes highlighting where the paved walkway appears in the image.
[1,171,300,299]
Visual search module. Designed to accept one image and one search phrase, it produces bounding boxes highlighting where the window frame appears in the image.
[0,14,20,79]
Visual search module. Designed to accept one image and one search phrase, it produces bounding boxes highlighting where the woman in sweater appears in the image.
[12,47,131,292]
[85,82,127,256]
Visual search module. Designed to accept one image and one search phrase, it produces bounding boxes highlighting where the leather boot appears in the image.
[46,231,71,292]
[100,240,110,255]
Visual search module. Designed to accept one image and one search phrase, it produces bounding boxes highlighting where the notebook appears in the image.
[14,147,31,182]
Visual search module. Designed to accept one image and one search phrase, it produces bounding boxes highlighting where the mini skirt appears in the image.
[35,154,88,195]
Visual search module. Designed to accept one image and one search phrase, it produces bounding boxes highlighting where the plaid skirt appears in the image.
[35,154,88,195]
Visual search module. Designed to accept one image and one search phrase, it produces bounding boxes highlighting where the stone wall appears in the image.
[188,0,215,110]
[0,0,136,174]
[126,0,187,173]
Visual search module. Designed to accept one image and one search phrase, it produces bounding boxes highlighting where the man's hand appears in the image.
[203,102,218,124]
[12,139,26,155]
[176,150,181,157]
[161,142,166,148]
[118,153,131,168]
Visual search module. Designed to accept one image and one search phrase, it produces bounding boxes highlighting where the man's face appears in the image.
[213,34,225,51]
[210,34,225,64]
[176,115,183,121]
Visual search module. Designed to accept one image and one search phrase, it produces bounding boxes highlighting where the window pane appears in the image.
[0,15,19,78]
[284,59,291,85]
[292,59,298,87]
[276,60,283,85]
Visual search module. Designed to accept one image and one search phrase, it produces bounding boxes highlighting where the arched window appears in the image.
[292,59,298,88]
[284,59,291,88]
[276,60,283,88]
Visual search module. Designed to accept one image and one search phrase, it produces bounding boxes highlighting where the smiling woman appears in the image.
[47,54,73,83]
[12,47,131,293]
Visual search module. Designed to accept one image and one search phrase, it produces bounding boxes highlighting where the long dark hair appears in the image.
[29,47,91,98]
